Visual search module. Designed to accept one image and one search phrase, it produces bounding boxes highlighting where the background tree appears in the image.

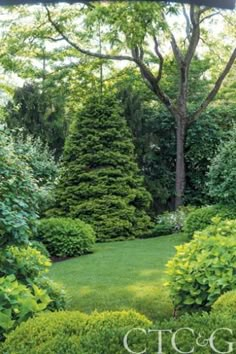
[116,69,233,210]
[6,82,67,158]
[44,2,236,207]
[208,127,236,205]
[51,93,152,241]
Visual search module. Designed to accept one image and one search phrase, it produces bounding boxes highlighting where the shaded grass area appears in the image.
[49,233,187,322]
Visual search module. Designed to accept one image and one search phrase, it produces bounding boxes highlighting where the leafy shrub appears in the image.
[4,310,236,354]
[0,246,66,313]
[0,128,66,338]
[0,246,51,285]
[36,218,96,257]
[29,240,50,258]
[13,134,58,216]
[166,233,236,311]
[147,206,198,237]
[212,290,236,316]
[14,135,57,187]
[79,310,152,353]
[2,310,151,354]
[145,223,174,237]
[0,127,39,247]
[148,312,236,353]
[208,127,236,204]
[196,218,236,239]
[35,278,67,311]
[183,204,236,239]
[0,275,50,340]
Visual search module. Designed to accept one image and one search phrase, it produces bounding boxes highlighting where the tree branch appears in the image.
[170,32,184,65]
[45,6,135,63]
[182,4,191,42]
[185,5,200,65]
[191,47,236,121]
[153,36,164,83]
[200,11,221,23]
[45,5,179,118]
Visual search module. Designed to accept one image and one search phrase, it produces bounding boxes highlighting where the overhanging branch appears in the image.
[191,47,236,121]
[45,6,135,63]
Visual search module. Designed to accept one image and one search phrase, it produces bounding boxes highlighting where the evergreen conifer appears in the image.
[53,94,152,241]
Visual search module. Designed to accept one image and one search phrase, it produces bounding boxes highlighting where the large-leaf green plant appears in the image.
[0,127,65,340]
[166,229,236,312]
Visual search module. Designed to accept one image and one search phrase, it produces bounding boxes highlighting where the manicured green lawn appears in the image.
[50,233,187,321]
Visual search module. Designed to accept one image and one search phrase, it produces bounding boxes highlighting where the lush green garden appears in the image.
[50,234,187,321]
[0,1,236,353]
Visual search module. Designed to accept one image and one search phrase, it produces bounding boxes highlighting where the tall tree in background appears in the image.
[6,82,67,158]
[52,93,152,241]
[45,3,236,207]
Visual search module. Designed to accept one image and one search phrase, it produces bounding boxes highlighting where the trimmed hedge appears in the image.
[2,310,151,354]
[36,218,96,257]
[183,204,236,239]
[2,311,87,354]
[79,311,152,353]
[212,290,236,317]
[3,310,236,354]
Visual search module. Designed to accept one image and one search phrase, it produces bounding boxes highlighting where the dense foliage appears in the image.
[212,290,236,316]
[208,128,236,204]
[2,310,151,354]
[197,218,236,238]
[36,218,96,257]
[0,129,65,339]
[120,85,227,210]
[150,312,236,353]
[13,134,58,216]
[0,275,51,340]
[155,206,196,235]
[6,83,67,158]
[0,128,39,247]
[3,309,236,354]
[51,94,152,241]
[183,204,236,239]
[166,232,236,311]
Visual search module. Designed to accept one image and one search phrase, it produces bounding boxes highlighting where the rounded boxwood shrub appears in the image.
[212,290,236,317]
[36,217,96,257]
[2,310,151,354]
[79,310,152,353]
[166,233,236,311]
[2,311,88,353]
[183,204,236,239]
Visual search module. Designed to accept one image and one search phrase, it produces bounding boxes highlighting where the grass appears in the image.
[49,233,187,322]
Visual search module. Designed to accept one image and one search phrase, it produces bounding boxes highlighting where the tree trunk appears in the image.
[175,115,186,209]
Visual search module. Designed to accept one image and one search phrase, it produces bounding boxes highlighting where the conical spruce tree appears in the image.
[53,94,152,241]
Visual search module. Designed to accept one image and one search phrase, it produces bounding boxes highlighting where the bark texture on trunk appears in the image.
[175,116,186,209]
